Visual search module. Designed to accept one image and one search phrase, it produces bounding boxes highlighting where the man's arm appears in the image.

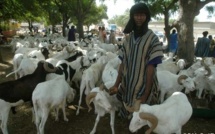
[140,64,155,103]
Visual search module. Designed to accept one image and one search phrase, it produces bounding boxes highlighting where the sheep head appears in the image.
[43,61,58,73]
[129,107,158,133]
[139,112,158,134]
[177,75,188,85]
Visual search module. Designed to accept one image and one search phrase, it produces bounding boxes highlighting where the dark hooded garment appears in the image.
[123,3,151,37]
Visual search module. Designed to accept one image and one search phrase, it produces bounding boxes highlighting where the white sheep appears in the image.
[102,56,121,89]
[157,70,195,103]
[11,53,24,79]
[129,92,193,134]
[76,55,109,115]
[157,61,180,74]
[32,77,75,134]
[176,59,187,70]
[85,84,122,134]
[6,58,40,78]
[178,60,203,78]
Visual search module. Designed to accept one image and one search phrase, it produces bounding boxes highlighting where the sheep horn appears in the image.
[43,62,57,73]
[139,112,158,134]
[85,92,97,112]
[177,75,188,85]
[204,65,211,76]
[201,57,206,66]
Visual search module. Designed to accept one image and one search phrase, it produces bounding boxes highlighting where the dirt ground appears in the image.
[0,46,215,134]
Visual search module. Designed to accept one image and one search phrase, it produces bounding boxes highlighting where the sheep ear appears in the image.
[139,112,158,133]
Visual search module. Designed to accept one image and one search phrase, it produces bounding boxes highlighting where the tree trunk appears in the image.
[77,17,84,40]
[177,0,214,67]
[177,1,197,67]
[164,10,171,53]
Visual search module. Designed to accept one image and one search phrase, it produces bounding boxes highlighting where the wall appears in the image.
[149,22,215,41]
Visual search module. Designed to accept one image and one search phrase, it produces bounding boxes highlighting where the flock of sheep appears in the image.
[0,32,214,134]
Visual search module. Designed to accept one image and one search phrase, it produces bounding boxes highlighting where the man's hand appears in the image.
[109,86,118,95]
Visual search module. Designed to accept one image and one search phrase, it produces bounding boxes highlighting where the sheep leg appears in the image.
[90,114,100,134]
[62,99,69,121]
[110,110,115,134]
[33,102,41,134]
[54,107,59,121]
[76,79,85,115]
[0,107,10,134]
[31,107,35,122]
[197,88,203,99]
[39,108,49,134]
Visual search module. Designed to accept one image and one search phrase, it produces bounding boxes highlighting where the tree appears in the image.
[175,0,215,66]
[135,0,215,66]
[69,0,108,39]
[84,4,108,31]
[108,9,130,28]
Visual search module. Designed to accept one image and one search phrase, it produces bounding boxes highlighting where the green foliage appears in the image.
[84,4,108,26]
[108,9,129,28]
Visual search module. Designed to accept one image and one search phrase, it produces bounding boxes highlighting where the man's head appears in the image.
[202,31,208,37]
[123,3,151,34]
[172,29,176,34]
[130,3,151,24]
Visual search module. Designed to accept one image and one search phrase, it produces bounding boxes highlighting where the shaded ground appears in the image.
[0,46,215,134]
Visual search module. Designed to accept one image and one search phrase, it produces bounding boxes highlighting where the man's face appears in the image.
[133,13,146,27]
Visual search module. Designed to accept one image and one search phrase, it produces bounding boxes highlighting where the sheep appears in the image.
[129,92,193,134]
[102,56,121,89]
[85,84,122,134]
[76,55,109,115]
[193,64,215,99]
[0,61,61,134]
[176,59,187,70]
[32,77,75,134]
[6,58,40,78]
[157,61,180,74]
[11,47,50,79]
[178,60,204,78]
[11,53,24,79]
[157,70,195,103]
[27,47,50,60]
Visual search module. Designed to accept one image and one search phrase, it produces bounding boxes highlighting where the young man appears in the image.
[195,31,210,57]
[68,25,76,41]
[169,29,178,56]
[109,3,163,118]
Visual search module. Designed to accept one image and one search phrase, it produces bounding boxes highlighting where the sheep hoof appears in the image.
[64,118,69,122]
[55,118,59,121]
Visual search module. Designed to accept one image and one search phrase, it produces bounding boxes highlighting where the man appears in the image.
[109,29,117,44]
[169,29,178,56]
[195,31,210,57]
[68,25,76,41]
[109,3,163,118]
